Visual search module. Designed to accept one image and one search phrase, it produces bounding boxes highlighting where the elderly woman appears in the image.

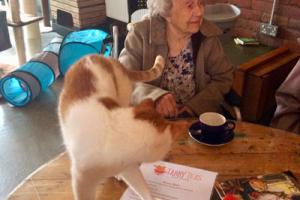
[119,0,234,118]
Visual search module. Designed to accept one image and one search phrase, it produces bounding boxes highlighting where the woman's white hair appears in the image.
[147,0,173,17]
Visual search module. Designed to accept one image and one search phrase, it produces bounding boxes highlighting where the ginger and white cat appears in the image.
[58,54,188,200]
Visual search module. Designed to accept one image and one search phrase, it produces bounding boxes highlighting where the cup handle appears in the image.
[225,120,235,131]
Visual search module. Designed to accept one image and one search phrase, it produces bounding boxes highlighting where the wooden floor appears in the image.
[0,63,16,78]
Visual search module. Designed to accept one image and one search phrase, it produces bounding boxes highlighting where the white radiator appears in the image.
[105,0,129,23]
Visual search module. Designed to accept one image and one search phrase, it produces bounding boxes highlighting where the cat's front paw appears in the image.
[114,174,123,181]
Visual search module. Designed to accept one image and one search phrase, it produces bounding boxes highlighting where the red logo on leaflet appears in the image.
[154,165,166,175]
[152,164,202,181]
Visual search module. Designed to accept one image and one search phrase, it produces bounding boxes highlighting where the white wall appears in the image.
[105,0,129,23]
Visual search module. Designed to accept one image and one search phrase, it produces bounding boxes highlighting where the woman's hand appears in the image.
[155,93,178,118]
[178,105,195,118]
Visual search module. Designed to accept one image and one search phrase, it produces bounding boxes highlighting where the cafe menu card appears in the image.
[120,161,217,200]
[214,171,300,200]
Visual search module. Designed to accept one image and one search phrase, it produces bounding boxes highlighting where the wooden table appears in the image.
[8,121,300,200]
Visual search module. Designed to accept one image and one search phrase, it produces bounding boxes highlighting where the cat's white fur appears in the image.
[58,54,188,200]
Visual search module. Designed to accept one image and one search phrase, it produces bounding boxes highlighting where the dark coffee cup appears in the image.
[198,112,235,139]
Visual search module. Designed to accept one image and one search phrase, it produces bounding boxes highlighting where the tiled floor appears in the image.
[0,23,65,200]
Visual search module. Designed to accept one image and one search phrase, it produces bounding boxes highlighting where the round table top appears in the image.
[8,121,300,200]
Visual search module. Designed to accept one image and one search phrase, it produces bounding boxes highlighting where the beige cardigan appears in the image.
[271,59,300,134]
[119,16,234,115]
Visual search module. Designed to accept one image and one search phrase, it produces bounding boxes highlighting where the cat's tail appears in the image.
[128,55,165,82]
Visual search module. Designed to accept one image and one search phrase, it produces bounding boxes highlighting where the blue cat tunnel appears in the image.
[59,29,112,75]
[43,36,63,55]
[31,51,59,79]
[0,36,62,107]
[0,60,56,107]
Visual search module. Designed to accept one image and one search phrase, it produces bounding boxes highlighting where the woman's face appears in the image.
[166,0,204,35]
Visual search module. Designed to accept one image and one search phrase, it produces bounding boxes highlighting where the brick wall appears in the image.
[206,0,300,52]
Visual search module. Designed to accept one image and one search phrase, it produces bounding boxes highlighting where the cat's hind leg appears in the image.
[71,165,104,200]
[118,165,154,200]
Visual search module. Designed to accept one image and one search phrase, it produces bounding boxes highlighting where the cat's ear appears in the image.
[133,98,157,119]
[169,120,190,139]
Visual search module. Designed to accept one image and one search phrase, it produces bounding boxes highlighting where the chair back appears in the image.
[128,0,147,22]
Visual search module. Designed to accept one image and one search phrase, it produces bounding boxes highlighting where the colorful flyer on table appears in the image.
[214,171,300,200]
[120,161,217,200]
